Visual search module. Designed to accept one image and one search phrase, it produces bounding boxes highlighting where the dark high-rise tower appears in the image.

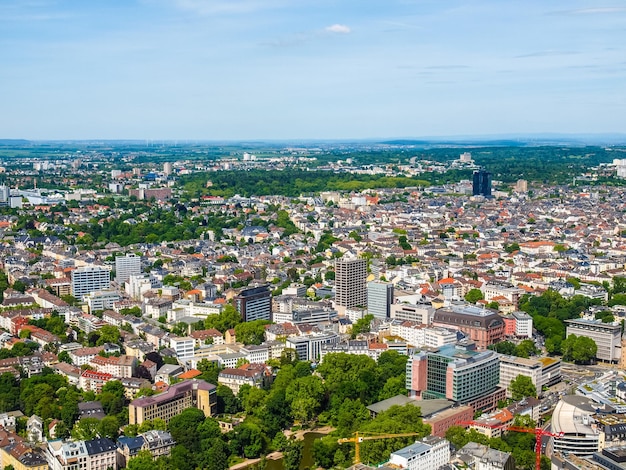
[472,169,492,197]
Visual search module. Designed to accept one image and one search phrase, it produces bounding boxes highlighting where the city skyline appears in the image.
[1,0,625,140]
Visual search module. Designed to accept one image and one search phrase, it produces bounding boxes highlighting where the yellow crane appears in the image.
[337,431,424,464]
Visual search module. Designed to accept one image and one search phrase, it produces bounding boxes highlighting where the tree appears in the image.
[350,314,375,339]
[571,336,597,364]
[168,408,206,452]
[127,450,155,470]
[234,319,270,345]
[509,375,537,401]
[464,288,484,303]
[283,438,304,470]
[216,385,241,414]
[515,340,538,358]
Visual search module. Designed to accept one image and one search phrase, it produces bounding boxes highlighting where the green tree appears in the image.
[283,438,304,470]
[168,408,206,452]
[96,325,121,345]
[509,375,537,401]
[234,319,270,345]
[464,288,484,303]
[127,450,155,470]
[350,314,375,339]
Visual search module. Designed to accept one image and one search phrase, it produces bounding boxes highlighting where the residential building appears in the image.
[46,438,117,470]
[117,430,175,467]
[388,436,450,470]
[565,319,622,362]
[115,254,141,284]
[128,379,217,425]
[335,258,367,315]
[407,341,504,412]
[218,364,271,394]
[367,281,394,319]
[234,285,271,322]
[454,442,515,470]
[71,266,111,300]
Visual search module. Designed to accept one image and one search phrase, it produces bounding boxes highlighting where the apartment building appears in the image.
[46,438,117,470]
[335,258,367,315]
[71,266,111,300]
[115,254,142,284]
[388,436,450,470]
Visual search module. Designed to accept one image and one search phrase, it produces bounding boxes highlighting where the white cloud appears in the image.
[325,24,351,34]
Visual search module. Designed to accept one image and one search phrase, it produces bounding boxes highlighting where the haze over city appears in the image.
[1,0,625,140]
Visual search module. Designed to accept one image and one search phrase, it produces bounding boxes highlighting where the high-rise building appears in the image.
[234,285,272,322]
[565,318,622,362]
[472,169,492,197]
[367,281,394,319]
[115,253,142,284]
[163,162,173,176]
[335,258,367,315]
[71,266,111,300]
[406,341,504,412]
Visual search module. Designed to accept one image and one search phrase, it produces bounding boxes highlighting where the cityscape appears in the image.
[0,140,624,470]
[2,1,626,470]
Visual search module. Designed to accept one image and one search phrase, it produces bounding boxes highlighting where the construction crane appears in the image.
[507,426,564,470]
[337,431,424,464]
[459,421,563,470]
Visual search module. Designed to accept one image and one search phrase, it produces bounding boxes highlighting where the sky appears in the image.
[1,0,625,140]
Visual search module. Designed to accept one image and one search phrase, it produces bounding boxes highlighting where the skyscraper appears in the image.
[115,253,142,284]
[472,169,492,197]
[367,281,394,319]
[335,258,367,315]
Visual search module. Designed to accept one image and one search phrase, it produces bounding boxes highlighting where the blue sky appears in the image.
[1,0,625,140]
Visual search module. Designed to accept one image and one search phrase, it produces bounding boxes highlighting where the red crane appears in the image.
[507,426,563,470]
[458,421,564,470]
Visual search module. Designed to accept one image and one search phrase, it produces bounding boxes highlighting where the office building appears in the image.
[85,289,120,313]
[498,355,562,397]
[71,266,111,300]
[234,285,271,322]
[406,341,504,412]
[389,436,450,470]
[335,258,367,315]
[129,379,217,425]
[286,332,340,362]
[367,281,394,319]
[473,169,492,197]
[115,253,142,284]
[432,303,505,350]
[551,395,600,455]
[565,319,621,362]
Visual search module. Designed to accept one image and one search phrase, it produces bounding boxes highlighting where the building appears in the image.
[367,281,394,319]
[46,438,117,470]
[391,303,434,324]
[551,395,601,456]
[234,285,271,322]
[388,436,450,470]
[498,355,548,397]
[169,336,195,360]
[218,366,270,394]
[286,332,340,362]
[565,319,622,362]
[71,266,111,301]
[85,289,121,313]
[115,254,142,284]
[406,341,504,412]
[454,442,515,470]
[432,304,505,350]
[512,311,533,338]
[335,258,367,315]
[473,169,492,197]
[128,379,217,425]
[117,430,175,467]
